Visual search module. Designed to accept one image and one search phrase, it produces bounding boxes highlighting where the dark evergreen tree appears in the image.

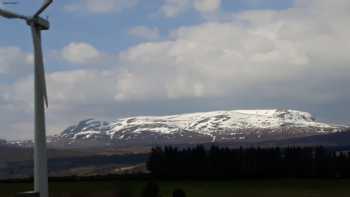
[146,145,350,178]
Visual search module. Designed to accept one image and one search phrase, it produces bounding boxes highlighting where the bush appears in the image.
[173,189,186,197]
[141,181,160,197]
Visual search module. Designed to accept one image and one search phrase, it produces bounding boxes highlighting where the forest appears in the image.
[147,145,350,178]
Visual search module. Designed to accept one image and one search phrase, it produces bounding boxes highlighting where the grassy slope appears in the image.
[1,179,350,197]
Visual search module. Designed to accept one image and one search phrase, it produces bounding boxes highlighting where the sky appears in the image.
[0,0,350,140]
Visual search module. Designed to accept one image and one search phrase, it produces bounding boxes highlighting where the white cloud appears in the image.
[117,23,304,100]
[193,0,221,13]
[115,0,350,101]
[12,0,350,104]
[160,0,221,17]
[60,42,105,65]
[64,0,138,14]
[160,0,191,18]
[1,69,120,139]
[128,26,161,40]
[47,69,117,105]
[3,0,350,139]
[0,47,32,76]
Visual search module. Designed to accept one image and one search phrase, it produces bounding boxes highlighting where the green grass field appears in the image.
[1,179,350,197]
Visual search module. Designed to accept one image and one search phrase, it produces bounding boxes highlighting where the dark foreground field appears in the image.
[1,179,350,197]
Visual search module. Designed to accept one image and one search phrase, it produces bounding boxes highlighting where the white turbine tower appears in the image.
[0,1,53,197]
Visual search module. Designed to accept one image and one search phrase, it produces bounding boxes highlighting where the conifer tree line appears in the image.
[147,146,350,178]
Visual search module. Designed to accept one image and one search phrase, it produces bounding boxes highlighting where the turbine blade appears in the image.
[31,25,48,108]
[0,8,27,19]
[34,0,53,17]
[39,57,48,108]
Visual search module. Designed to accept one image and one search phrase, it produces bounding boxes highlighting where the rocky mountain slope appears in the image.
[50,109,345,148]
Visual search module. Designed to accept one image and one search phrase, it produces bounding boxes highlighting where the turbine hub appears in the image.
[27,17,49,30]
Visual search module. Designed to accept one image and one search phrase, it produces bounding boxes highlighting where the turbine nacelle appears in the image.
[28,17,50,30]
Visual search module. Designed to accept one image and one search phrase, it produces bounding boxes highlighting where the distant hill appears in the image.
[49,109,346,148]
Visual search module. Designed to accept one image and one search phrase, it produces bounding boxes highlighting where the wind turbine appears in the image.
[0,1,53,197]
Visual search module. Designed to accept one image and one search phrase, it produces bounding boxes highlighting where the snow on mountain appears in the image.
[55,109,345,147]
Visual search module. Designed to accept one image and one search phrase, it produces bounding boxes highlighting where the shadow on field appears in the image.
[50,192,120,197]
[49,182,186,197]
[50,183,133,197]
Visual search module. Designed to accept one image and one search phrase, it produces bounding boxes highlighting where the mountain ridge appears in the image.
[49,109,346,148]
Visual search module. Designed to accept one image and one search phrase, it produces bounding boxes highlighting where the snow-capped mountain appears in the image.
[52,109,346,148]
